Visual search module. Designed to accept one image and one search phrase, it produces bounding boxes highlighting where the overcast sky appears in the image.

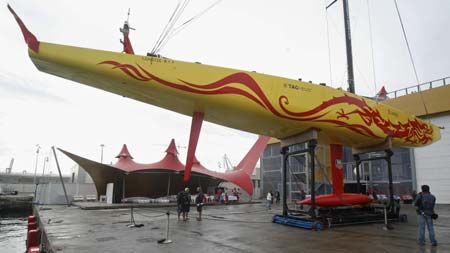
[1,0,449,175]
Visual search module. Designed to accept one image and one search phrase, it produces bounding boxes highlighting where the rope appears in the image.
[133,209,170,218]
[130,206,272,224]
[393,0,430,117]
[130,205,268,218]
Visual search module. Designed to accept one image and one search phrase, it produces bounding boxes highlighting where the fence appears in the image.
[387,76,449,98]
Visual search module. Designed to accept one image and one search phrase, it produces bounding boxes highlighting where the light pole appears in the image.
[33,144,41,200]
[33,145,41,185]
[100,144,105,163]
[42,156,49,176]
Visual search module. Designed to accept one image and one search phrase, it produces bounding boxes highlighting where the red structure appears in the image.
[298,144,372,207]
[376,86,389,100]
[60,136,269,203]
[119,9,135,54]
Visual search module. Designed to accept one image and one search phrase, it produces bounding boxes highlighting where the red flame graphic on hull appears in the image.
[99,61,433,145]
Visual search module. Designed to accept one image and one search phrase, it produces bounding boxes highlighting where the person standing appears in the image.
[217,189,222,203]
[195,187,204,221]
[275,191,280,204]
[182,187,191,221]
[266,191,273,210]
[233,188,240,203]
[224,192,229,205]
[176,189,184,220]
[415,185,437,246]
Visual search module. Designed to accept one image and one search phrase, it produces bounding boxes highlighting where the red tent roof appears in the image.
[376,86,388,100]
[165,139,179,155]
[115,144,134,159]
[112,140,185,173]
[110,136,270,194]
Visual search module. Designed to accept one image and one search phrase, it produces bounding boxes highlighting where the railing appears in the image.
[386,76,449,98]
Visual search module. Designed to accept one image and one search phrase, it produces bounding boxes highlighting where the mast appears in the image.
[342,0,355,94]
[120,8,135,55]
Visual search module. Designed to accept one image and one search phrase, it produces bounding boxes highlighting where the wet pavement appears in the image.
[36,203,450,253]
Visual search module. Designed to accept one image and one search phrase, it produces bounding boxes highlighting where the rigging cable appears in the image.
[151,0,222,55]
[162,0,191,45]
[393,0,430,117]
[160,0,191,48]
[324,0,334,87]
[157,0,223,53]
[366,0,377,98]
[151,0,190,55]
[156,0,191,53]
[151,0,183,54]
[325,3,372,93]
[345,2,374,94]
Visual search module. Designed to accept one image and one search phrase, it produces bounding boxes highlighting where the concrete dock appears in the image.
[35,203,450,253]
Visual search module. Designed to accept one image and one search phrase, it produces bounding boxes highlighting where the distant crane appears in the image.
[222,154,235,172]
[5,158,14,174]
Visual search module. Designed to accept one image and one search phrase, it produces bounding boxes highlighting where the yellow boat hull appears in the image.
[28,42,440,148]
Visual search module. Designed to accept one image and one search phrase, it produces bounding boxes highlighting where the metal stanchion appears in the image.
[158,211,173,244]
[127,207,143,228]
[127,207,136,228]
[327,218,333,229]
[382,205,393,230]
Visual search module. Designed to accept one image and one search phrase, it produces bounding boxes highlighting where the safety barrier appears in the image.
[387,76,449,98]
[26,215,41,253]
